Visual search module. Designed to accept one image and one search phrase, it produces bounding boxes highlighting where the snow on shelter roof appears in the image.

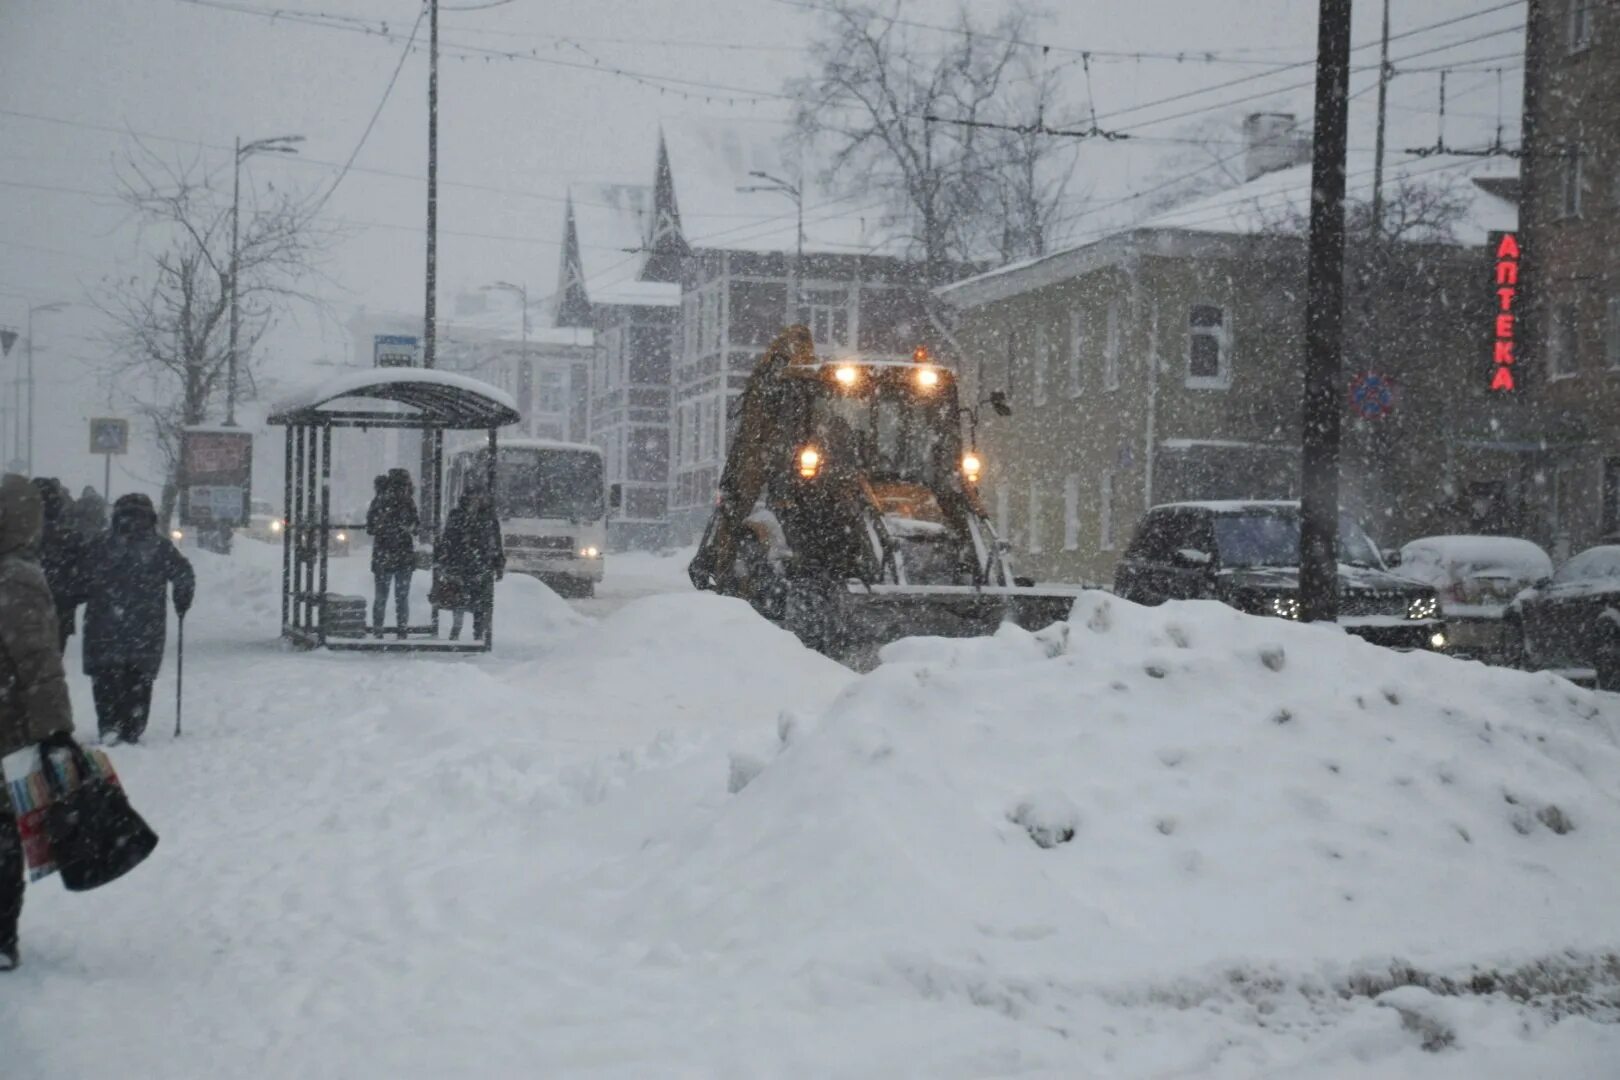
[451,437,602,456]
[268,369,520,430]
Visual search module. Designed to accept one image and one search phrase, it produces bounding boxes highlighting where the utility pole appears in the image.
[421,0,441,535]
[1299,0,1354,624]
[24,300,67,476]
[227,134,303,426]
[1370,0,1392,234]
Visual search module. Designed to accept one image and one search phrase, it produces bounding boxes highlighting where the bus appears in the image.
[445,439,608,597]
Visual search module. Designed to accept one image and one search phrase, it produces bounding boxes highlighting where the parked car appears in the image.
[242,498,285,543]
[1395,535,1553,661]
[1114,501,1447,651]
[1503,545,1620,690]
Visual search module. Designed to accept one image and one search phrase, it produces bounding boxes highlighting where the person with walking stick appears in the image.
[79,494,193,744]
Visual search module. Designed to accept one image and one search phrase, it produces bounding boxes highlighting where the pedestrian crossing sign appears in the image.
[90,417,129,455]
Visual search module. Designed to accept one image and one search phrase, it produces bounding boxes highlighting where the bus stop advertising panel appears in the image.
[179,427,253,526]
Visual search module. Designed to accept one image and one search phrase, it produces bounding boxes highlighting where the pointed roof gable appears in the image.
[641,129,690,281]
[552,195,593,328]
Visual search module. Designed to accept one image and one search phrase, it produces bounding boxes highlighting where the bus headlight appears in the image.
[170,528,184,542]
[961,452,982,483]
[579,546,600,558]
[915,366,940,389]
[335,531,348,544]
[798,446,821,479]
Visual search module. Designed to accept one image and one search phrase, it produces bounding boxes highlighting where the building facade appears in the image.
[1521,0,1620,553]
[940,158,1521,587]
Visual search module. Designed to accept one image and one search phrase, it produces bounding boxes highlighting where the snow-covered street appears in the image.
[2,540,1618,1077]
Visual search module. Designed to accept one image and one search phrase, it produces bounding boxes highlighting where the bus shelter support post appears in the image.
[484,425,497,652]
[281,425,293,633]
[318,423,332,647]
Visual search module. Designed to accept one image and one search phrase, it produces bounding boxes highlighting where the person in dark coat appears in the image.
[29,478,86,654]
[431,488,504,641]
[80,493,194,744]
[366,470,419,636]
[75,485,108,536]
[0,474,77,971]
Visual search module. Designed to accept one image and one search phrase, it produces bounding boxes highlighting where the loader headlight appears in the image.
[1268,595,1301,620]
[798,446,821,479]
[1407,595,1439,621]
[833,364,859,387]
[579,546,600,558]
[961,452,982,483]
[915,366,940,389]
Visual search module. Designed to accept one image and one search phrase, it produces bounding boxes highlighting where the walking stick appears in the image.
[174,613,185,738]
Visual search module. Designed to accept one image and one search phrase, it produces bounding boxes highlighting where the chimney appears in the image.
[1243,113,1309,182]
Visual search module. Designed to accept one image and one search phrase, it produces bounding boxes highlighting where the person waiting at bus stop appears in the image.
[366,470,419,638]
[431,486,504,641]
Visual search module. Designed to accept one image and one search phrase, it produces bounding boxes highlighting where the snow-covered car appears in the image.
[1114,501,1447,651]
[242,498,285,543]
[1395,535,1553,661]
[1504,545,1620,690]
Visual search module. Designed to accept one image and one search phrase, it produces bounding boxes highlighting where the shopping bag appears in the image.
[2,735,158,890]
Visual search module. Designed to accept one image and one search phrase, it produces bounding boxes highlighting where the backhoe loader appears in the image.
[687,325,1079,661]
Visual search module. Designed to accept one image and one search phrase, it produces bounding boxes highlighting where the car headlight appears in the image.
[579,546,600,558]
[335,531,348,544]
[1407,595,1439,621]
[270,519,283,533]
[1267,595,1301,620]
[1429,631,1448,649]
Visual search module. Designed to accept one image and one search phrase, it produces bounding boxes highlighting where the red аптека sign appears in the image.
[1488,231,1520,392]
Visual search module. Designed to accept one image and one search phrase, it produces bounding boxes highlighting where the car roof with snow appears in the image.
[1153,500,1300,514]
[1399,535,1553,583]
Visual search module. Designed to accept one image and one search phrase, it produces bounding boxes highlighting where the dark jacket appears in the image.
[431,501,504,611]
[0,474,74,756]
[75,487,108,535]
[81,493,195,678]
[366,493,419,575]
[31,478,86,637]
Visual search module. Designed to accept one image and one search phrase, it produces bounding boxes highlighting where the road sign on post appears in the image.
[374,334,421,368]
[179,427,253,527]
[90,416,129,500]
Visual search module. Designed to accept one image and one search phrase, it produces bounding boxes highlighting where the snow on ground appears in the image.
[3,544,1619,1077]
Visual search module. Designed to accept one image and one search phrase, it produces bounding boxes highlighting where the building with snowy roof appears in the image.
[939,119,1527,586]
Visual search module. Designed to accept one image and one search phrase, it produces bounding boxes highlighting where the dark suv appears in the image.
[1114,501,1447,651]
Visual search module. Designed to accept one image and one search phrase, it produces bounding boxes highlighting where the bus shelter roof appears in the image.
[268,369,521,430]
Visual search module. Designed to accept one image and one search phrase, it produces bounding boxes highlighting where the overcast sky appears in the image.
[0,0,1523,497]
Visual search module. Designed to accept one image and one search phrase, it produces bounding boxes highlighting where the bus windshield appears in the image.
[474,447,603,522]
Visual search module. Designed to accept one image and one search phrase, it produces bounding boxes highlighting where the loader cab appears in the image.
[802,357,965,494]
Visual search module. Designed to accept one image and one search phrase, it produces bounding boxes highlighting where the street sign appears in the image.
[374,334,421,368]
[1348,372,1396,420]
[179,427,253,526]
[89,417,130,455]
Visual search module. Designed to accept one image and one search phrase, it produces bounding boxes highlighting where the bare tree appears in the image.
[789,0,1068,285]
[982,57,1081,262]
[1137,115,1252,218]
[99,144,330,521]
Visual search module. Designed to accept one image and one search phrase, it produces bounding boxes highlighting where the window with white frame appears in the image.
[1606,297,1620,371]
[805,288,851,350]
[1562,145,1584,218]
[1027,481,1044,553]
[1100,470,1116,550]
[1187,303,1230,388]
[1104,299,1121,391]
[995,485,1010,539]
[1063,474,1081,550]
[1567,0,1593,53]
[1067,310,1084,397]
[1549,303,1579,379]
[1032,323,1049,405]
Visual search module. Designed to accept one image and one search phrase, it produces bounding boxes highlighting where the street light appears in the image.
[482,280,531,431]
[227,133,304,426]
[736,170,804,324]
[24,300,68,475]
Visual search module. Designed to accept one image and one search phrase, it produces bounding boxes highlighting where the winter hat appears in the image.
[0,473,43,557]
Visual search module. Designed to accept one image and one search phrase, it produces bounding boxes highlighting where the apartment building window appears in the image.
[806,288,851,350]
[1066,310,1084,397]
[1100,471,1117,550]
[1567,0,1593,53]
[1063,474,1081,550]
[1607,297,1620,371]
[1032,323,1049,405]
[1027,481,1044,553]
[1103,300,1121,391]
[1187,303,1231,388]
[1562,145,1584,218]
[536,368,565,414]
[1548,303,1579,379]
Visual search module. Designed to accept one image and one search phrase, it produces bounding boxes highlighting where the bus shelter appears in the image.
[267,370,521,653]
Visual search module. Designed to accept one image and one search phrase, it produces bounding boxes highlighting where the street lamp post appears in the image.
[24,300,68,475]
[483,280,531,432]
[227,134,304,427]
[737,170,804,324]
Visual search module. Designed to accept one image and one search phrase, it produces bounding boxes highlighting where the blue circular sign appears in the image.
[1348,372,1395,420]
